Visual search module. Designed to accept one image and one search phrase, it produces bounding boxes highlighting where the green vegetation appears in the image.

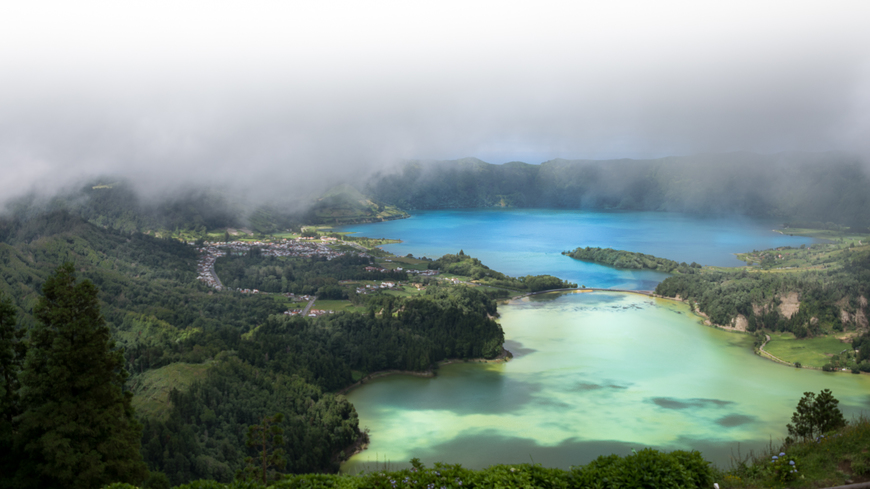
[762,334,851,369]
[736,240,865,271]
[655,252,869,333]
[785,389,846,443]
[103,448,715,489]
[0,209,510,486]
[214,254,409,296]
[306,184,408,225]
[719,392,866,489]
[129,362,213,419]
[11,264,148,489]
[0,292,26,486]
[429,251,576,292]
[563,246,701,273]
[652,227,870,371]
[341,235,402,249]
[311,299,360,313]
[240,413,286,484]
[139,355,359,484]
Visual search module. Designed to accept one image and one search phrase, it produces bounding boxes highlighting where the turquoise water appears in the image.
[338,209,817,290]
[336,210,863,473]
[343,293,870,472]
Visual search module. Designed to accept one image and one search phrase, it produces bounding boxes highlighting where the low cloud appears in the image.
[1,1,868,205]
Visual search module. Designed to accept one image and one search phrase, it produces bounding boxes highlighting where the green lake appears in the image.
[343,291,870,472]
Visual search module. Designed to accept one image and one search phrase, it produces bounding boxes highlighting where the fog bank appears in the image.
[1,2,869,205]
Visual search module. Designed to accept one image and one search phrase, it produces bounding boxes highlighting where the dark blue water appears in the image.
[337,209,817,290]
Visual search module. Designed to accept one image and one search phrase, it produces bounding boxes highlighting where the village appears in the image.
[194,238,370,291]
[193,236,444,318]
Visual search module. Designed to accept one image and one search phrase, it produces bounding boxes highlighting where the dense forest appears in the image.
[563,247,701,274]
[365,153,870,226]
[0,210,510,487]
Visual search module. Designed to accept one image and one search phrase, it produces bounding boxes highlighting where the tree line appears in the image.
[428,251,577,292]
[563,246,701,273]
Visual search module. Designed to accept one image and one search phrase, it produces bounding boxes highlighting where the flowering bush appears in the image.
[767,452,801,484]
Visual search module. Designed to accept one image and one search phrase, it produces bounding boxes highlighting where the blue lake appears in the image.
[338,209,817,290]
[335,210,868,473]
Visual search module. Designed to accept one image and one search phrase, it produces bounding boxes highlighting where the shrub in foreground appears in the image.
[103,448,713,489]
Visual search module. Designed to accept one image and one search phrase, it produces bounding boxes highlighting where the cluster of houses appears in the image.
[286,293,313,302]
[355,282,397,294]
[196,249,224,289]
[284,308,334,317]
[199,239,360,260]
[364,265,439,276]
[407,268,440,276]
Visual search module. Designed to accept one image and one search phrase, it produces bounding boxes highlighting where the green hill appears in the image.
[306,183,409,224]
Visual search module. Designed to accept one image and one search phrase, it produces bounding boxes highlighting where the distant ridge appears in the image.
[366,151,869,226]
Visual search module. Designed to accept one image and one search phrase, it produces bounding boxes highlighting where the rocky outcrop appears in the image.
[778,292,800,319]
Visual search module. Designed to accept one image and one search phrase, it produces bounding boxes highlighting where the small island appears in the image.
[562,246,701,273]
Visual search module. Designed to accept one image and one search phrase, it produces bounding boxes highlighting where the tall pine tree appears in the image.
[14,263,147,489]
[0,292,26,486]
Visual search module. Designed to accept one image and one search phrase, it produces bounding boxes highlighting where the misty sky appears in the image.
[1,1,869,201]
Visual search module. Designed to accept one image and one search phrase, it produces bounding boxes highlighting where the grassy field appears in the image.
[272,231,301,239]
[130,361,213,419]
[312,299,361,313]
[764,333,852,368]
[734,227,870,272]
[378,255,431,270]
[275,299,309,309]
[778,227,869,246]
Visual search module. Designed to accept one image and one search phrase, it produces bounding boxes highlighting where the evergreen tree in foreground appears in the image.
[14,263,147,489]
[239,413,287,484]
[786,389,847,443]
[0,292,26,484]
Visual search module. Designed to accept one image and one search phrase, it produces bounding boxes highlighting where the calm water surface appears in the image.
[343,293,870,472]
[338,209,817,290]
[337,210,866,472]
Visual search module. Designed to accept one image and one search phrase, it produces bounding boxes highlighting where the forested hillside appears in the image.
[365,153,870,226]
[304,184,408,225]
[214,253,408,296]
[0,211,508,487]
[654,245,870,371]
